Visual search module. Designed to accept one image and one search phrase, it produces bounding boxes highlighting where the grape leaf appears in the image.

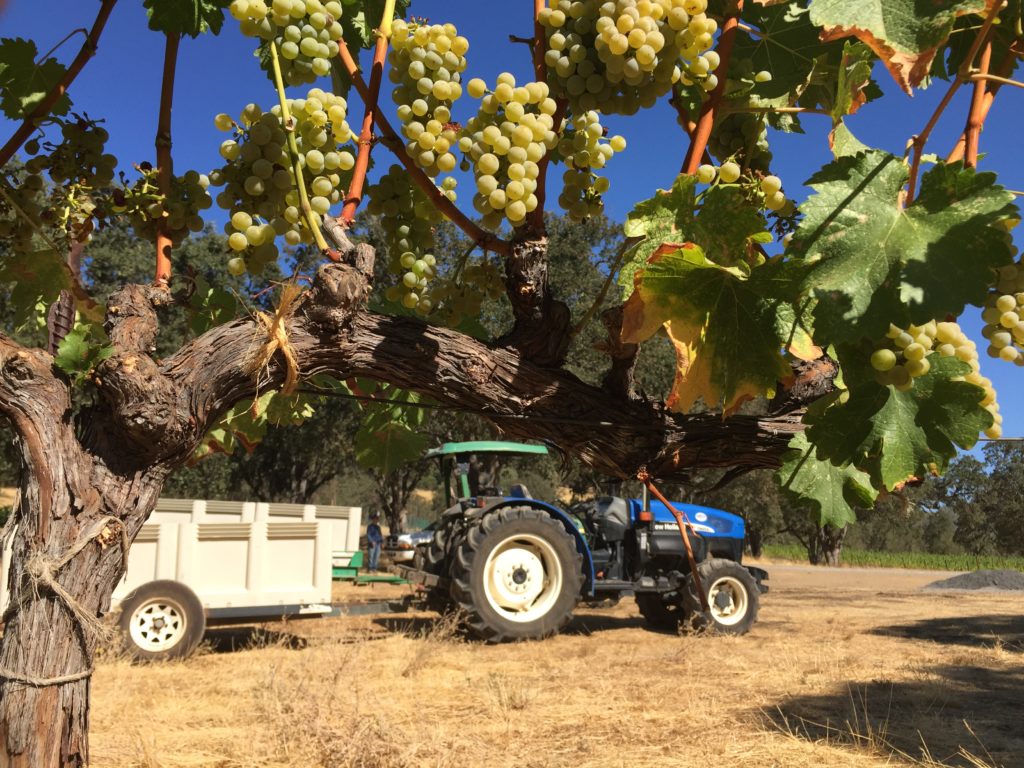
[54,324,113,384]
[776,432,877,527]
[0,38,70,120]
[143,0,231,37]
[0,248,72,322]
[792,150,1017,344]
[830,41,878,123]
[619,175,771,294]
[621,243,813,413]
[806,355,992,490]
[733,2,843,102]
[829,120,869,158]
[808,0,998,94]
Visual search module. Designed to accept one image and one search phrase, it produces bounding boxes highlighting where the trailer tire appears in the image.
[118,580,206,661]
[684,559,759,636]
[635,592,688,631]
[451,507,582,642]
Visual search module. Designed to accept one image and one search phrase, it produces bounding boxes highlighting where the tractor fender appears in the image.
[473,499,596,594]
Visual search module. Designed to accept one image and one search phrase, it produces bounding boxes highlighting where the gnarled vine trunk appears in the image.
[0,241,827,763]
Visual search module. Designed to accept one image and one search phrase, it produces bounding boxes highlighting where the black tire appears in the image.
[413,525,459,613]
[635,591,688,631]
[451,507,583,642]
[683,559,759,636]
[117,580,206,661]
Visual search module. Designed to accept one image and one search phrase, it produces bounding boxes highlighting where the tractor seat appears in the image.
[509,483,531,498]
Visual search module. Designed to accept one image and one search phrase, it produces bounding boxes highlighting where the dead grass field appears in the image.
[90,563,1024,768]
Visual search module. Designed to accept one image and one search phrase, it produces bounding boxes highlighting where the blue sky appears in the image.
[1,1,1021,442]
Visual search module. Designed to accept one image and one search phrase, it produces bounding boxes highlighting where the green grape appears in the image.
[696,164,715,184]
[461,72,561,227]
[234,0,342,87]
[207,88,356,275]
[365,165,451,315]
[980,261,1024,369]
[227,256,247,275]
[718,160,741,183]
[389,19,467,180]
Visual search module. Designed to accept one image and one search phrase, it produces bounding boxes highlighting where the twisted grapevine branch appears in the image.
[681,0,745,175]
[0,0,118,168]
[341,0,396,225]
[154,32,180,286]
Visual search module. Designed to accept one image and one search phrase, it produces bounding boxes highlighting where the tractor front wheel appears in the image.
[451,507,583,642]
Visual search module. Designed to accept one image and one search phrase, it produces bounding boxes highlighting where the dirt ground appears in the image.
[90,562,1024,768]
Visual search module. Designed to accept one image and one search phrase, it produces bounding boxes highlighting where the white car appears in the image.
[383,523,436,563]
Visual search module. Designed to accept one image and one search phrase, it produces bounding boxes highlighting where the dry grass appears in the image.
[90,565,1024,768]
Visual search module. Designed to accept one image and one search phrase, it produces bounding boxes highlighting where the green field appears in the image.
[761,543,1024,572]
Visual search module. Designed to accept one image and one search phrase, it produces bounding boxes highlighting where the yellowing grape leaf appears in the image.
[621,243,815,414]
[619,175,770,296]
[809,0,999,94]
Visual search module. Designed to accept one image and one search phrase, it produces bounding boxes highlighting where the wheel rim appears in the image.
[129,598,188,652]
[707,575,749,626]
[481,533,563,623]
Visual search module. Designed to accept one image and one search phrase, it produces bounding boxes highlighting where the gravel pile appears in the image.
[924,569,1024,591]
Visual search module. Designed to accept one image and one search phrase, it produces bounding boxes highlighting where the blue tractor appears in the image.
[399,441,768,642]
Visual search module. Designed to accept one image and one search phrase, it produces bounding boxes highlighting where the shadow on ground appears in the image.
[871,613,1024,652]
[374,611,649,637]
[764,663,1024,767]
[204,626,308,653]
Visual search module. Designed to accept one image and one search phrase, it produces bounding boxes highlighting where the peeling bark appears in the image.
[0,245,826,763]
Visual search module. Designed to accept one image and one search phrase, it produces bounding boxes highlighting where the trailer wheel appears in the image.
[635,592,688,631]
[118,580,206,661]
[451,507,582,642]
[684,559,759,636]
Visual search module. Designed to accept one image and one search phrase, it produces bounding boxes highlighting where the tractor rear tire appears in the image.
[451,507,583,642]
[635,591,688,631]
[684,559,759,635]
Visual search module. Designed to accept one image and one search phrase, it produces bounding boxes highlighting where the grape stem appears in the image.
[341,0,396,227]
[680,0,745,176]
[968,71,1024,88]
[154,32,180,287]
[0,0,118,169]
[570,235,644,339]
[965,43,994,168]
[532,0,547,83]
[905,0,1004,203]
[268,40,332,254]
[947,48,1020,162]
[527,97,566,234]
[334,37,512,256]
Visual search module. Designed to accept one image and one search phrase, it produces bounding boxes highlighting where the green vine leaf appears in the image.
[354,385,428,473]
[776,432,877,527]
[806,355,992,490]
[793,150,1018,344]
[143,0,232,37]
[54,324,113,384]
[809,0,999,94]
[0,38,70,120]
[621,243,814,413]
[619,175,771,294]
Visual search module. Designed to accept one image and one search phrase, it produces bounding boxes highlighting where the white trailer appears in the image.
[0,499,363,660]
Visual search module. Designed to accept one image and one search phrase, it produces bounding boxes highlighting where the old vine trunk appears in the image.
[0,242,824,763]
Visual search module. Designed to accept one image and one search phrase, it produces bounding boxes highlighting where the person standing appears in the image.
[366,514,383,572]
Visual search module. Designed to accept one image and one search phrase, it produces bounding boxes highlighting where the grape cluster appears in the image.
[981,262,1024,366]
[707,112,772,174]
[24,117,117,189]
[694,161,789,215]
[231,0,343,85]
[460,73,558,229]
[0,174,45,250]
[556,111,624,221]
[367,164,447,313]
[871,320,1002,438]
[538,0,717,115]
[389,19,468,177]
[209,91,355,275]
[117,167,212,246]
[428,257,506,326]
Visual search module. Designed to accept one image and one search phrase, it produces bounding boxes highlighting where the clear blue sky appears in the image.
[1,1,1021,442]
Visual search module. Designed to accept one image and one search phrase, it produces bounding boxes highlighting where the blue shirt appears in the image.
[367,522,383,545]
